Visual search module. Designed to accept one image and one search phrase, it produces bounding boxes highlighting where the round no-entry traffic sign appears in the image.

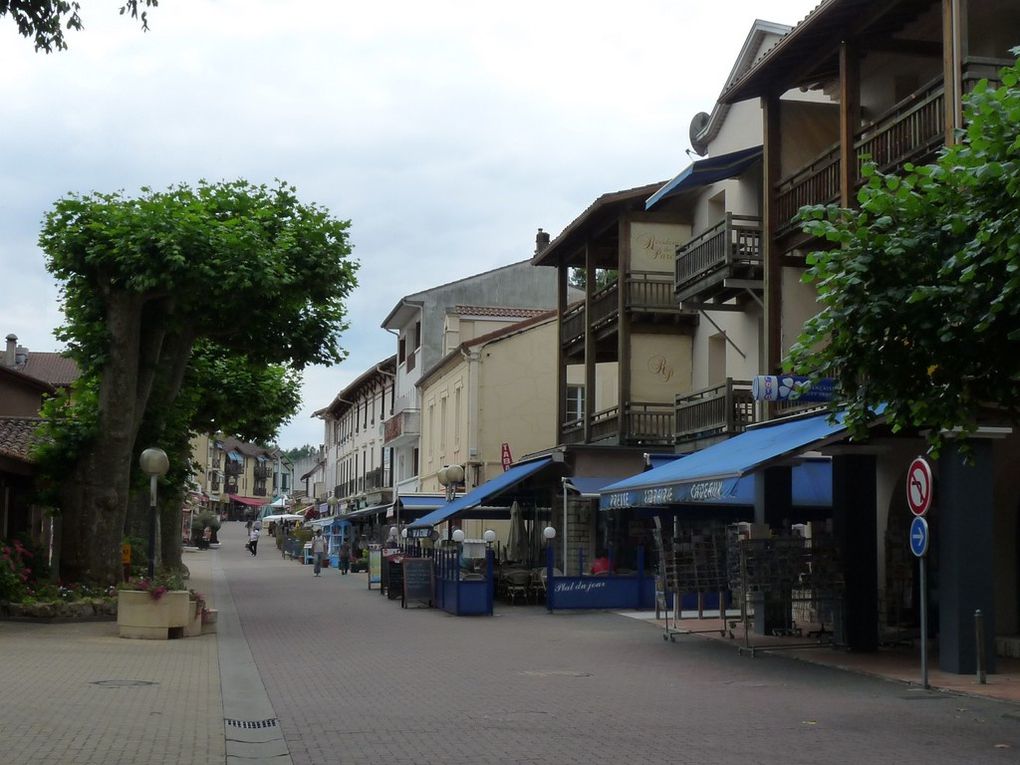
[906,456,933,516]
[910,516,929,557]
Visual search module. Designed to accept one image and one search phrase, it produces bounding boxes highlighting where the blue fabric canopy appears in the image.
[227,450,243,463]
[409,456,553,529]
[566,476,628,496]
[397,494,447,512]
[600,411,850,509]
[645,145,763,210]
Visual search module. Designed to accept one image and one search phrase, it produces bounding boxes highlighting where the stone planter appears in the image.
[117,589,191,639]
[201,608,218,635]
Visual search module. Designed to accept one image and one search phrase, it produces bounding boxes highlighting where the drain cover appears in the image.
[521,670,592,678]
[225,718,279,729]
[91,680,158,688]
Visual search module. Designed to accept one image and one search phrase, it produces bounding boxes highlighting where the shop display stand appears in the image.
[728,533,844,657]
[653,518,729,642]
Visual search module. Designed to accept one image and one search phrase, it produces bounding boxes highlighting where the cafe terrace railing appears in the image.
[434,548,494,616]
[560,272,680,348]
[545,545,658,611]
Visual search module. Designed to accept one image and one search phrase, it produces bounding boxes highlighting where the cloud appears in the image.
[0,0,819,446]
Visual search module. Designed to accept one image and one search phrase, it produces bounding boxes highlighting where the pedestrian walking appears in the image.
[248,525,260,556]
[311,529,327,576]
[339,540,351,575]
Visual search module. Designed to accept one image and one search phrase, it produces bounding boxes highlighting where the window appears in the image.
[414,321,421,349]
[363,397,368,428]
[454,386,461,448]
[440,396,447,453]
[566,385,585,421]
[399,337,406,363]
[428,403,435,464]
[412,447,419,477]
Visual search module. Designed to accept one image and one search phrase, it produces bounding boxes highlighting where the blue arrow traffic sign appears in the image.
[910,516,929,558]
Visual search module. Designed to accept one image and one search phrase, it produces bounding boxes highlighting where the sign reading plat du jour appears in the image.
[629,222,690,273]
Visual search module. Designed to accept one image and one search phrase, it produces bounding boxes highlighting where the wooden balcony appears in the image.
[775,60,1008,243]
[558,402,673,446]
[675,214,762,306]
[675,379,757,445]
[364,466,385,492]
[254,464,272,480]
[224,462,242,477]
[560,272,694,352]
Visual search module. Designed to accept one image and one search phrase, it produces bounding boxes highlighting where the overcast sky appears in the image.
[0,0,819,449]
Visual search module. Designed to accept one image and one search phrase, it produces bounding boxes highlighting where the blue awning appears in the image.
[645,145,763,210]
[227,450,243,463]
[600,411,851,509]
[397,494,448,511]
[409,456,554,529]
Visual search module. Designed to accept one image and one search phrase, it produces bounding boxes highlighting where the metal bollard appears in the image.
[975,609,987,685]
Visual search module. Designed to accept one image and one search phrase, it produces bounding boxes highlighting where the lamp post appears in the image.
[327,495,339,516]
[139,447,170,579]
[543,526,557,612]
[436,464,464,503]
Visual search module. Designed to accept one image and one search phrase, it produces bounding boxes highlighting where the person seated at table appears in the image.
[591,550,613,575]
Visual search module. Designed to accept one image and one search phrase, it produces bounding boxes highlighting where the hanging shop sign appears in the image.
[751,375,835,403]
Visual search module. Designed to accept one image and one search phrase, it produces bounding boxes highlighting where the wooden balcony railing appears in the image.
[254,464,272,480]
[625,401,674,445]
[224,462,242,476]
[561,302,585,346]
[675,214,762,296]
[560,272,682,348]
[774,59,1009,239]
[625,271,682,311]
[675,379,757,444]
[589,406,619,442]
[364,466,385,492]
[560,416,585,445]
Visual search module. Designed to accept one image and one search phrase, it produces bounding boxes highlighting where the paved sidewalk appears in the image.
[0,551,224,765]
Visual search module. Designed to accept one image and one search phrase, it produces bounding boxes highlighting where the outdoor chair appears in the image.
[504,569,532,605]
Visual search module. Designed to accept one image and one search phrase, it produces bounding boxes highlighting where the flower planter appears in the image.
[117,589,192,639]
[201,608,218,635]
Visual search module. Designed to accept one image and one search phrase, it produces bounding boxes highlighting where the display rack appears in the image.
[728,532,844,656]
[653,517,730,642]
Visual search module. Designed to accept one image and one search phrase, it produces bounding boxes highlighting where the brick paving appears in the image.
[3,522,1020,764]
[0,550,223,765]
[224,523,1020,765]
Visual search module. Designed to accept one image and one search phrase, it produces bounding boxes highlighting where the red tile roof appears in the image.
[17,352,79,387]
[0,417,44,463]
[451,306,551,319]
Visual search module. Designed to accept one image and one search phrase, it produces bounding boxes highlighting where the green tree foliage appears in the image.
[568,267,617,292]
[788,52,1020,455]
[282,444,317,462]
[1,0,158,52]
[38,179,358,583]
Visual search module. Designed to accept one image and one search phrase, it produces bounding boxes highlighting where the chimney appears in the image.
[14,344,28,367]
[4,334,16,368]
[534,227,550,255]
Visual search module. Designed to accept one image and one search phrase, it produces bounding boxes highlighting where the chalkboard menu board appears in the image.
[387,557,404,600]
[402,558,433,608]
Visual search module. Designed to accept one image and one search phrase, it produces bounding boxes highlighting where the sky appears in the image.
[0,0,820,450]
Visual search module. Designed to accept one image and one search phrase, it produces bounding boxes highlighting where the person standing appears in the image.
[339,540,351,575]
[248,525,261,557]
[311,529,328,576]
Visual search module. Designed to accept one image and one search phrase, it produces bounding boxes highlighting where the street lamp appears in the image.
[436,464,465,503]
[327,495,339,516]
[452,528,465,543]
[139,447,170,579]
[483,529,496,546]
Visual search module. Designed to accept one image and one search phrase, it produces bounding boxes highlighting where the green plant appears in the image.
[119,571,185,601]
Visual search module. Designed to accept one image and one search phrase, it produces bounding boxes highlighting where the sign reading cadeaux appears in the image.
[603,477,738,509]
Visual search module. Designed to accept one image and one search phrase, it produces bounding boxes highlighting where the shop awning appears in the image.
[228,494,266,507]
[599,411,852,509]
[227,450,244,463]
[409,456,554,529]
[645,145,763,210]
[344,502,394,521]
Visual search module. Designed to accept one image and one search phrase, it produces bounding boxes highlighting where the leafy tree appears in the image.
[283,444,317,462]
[2,0,158,52]
[38,179,357,583]
[788,52,1020,456]
[568,267,617,292]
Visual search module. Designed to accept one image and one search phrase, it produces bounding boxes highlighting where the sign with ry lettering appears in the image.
[402,558,433,608]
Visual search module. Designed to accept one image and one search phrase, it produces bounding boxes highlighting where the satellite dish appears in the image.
[688,112,710,157]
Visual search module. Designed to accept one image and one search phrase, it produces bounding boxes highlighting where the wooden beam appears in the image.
[556,265,567,441]
[839,41,861,208]
[762,93,783,375]
[865,38,942,57]
[617,218,632,442]
[583,241,596,443]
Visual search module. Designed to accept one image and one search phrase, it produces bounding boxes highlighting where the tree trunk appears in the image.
[59,293,147,584]
[160,490,184,572]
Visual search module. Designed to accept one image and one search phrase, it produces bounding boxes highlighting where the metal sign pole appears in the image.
[919,555,928,689]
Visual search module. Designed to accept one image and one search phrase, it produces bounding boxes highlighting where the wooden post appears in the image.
[839,41,860,208]
[584,241,596,442]
[761,92,782,377]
